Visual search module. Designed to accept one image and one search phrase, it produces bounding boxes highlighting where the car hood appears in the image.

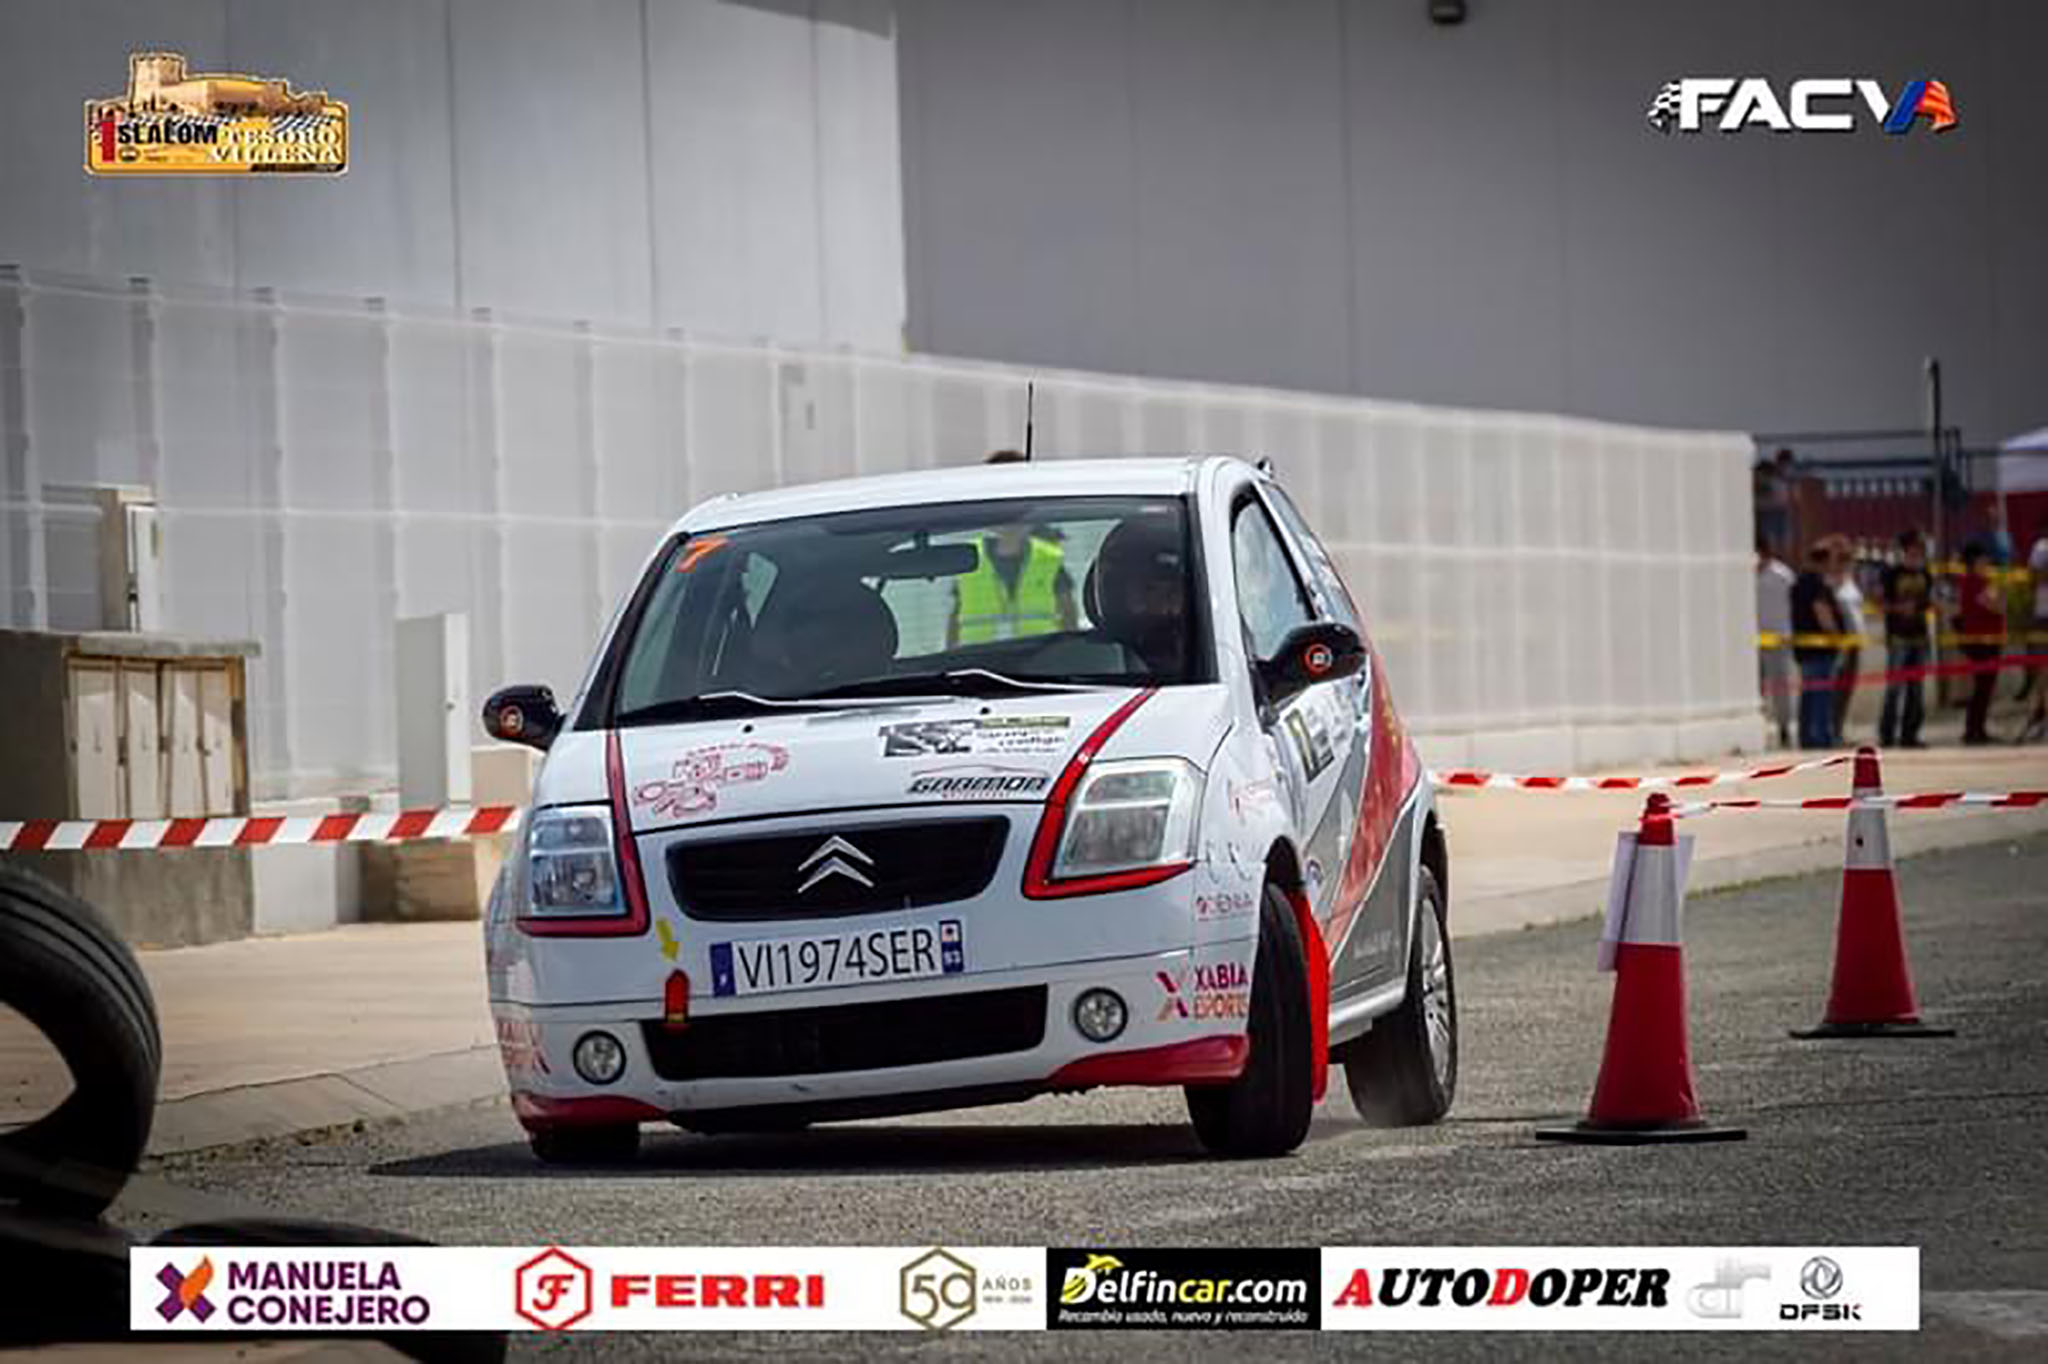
[530,685,1234,831]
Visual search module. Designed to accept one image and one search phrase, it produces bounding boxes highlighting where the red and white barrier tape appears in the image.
[0,806,521,853]
[1431,751,1851,793]
[1671,790,2048,817]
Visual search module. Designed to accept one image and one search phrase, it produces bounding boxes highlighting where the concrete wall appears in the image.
[899,0,2048,444]
[0,0,905,349]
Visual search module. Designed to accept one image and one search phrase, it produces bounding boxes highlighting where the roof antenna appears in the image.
[1023,382,1036,461]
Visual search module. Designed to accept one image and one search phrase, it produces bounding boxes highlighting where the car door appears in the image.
[1262,481,1406,1001]
[1227,491,1353,921]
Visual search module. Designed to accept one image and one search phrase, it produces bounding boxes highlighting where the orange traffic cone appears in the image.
[1791,747,1955,1039]
[1538,794,1746,1144]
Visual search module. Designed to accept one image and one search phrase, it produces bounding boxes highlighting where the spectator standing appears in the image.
[1790,543,1844,750]
[1754,448,1796,554]
[1826,536,1867,744]
[1877,530,1934,749]
[1756,537,1796,747]
[2022,536,2048,742]
[1954,542,2004,745]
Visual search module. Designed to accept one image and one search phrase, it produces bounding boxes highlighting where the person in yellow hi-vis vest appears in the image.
[948,518,1078,646]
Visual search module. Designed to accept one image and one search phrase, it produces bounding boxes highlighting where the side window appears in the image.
[1231,499,1316,660]
[1264,486,1362,633]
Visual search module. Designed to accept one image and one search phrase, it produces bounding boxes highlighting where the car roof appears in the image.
[674,455,1255,533]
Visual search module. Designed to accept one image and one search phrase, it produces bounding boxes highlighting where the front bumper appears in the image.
[495,943,1252,1127]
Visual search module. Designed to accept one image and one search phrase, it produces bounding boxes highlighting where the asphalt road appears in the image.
[117,834,2048,1361]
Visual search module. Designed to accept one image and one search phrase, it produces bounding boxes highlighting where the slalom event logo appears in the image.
[1646,77,1956,134]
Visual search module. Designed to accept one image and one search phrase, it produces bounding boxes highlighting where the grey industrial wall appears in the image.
[0,0,905,349]
[898,0,2047,444]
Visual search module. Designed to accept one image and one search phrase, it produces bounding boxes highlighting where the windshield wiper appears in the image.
[799,669,1105,702]
[613,691,828,726]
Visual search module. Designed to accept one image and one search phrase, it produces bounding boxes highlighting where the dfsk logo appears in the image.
[1156,961,1250,1021]
[1781,1256,1862,1323]
[1647,77,1957,134]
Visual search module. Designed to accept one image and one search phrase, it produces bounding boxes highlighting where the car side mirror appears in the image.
[482,684,563,751]
[1259,622,1366,708]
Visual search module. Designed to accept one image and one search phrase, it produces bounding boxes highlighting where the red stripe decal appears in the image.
[312,813,360,842]
[161,818,207,847]
[468,805,516,834]
[389,809,436,840]
[83,820,132,849]
[14,820,59,851]
[235,816,284,846]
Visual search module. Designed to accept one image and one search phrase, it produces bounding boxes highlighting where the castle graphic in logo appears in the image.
[86,52,348,175]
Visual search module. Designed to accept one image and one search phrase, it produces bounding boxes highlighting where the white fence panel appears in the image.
[0,267,1760,796]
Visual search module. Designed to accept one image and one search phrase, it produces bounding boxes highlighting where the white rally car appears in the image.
[481,456,1455,1162]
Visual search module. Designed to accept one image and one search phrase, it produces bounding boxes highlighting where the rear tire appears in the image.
[1344,865,1456,1126]
[528,1122,640,1166]
[1185,883,1314,1158]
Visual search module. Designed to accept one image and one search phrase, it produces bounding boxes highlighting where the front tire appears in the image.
[1185,884,1314,1158]
[528,1122,640,1166]
[1344,865,1456,1126]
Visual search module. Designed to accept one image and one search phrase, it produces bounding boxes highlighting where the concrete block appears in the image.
[358,835,505,922]
[3,847,253,948]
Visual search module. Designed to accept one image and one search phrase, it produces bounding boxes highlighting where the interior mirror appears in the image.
[483,684,563,751]
[1259,622,1365,708]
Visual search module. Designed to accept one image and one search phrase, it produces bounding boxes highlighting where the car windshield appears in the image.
[609,495,1205,718]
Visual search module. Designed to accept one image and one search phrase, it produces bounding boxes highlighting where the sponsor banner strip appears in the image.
[131,1246,1044,1334]
[129,1245,1920,1333]
[1431,752,1850,793]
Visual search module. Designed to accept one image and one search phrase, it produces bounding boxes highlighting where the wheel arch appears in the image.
[1262,835,1330,1103]
[1420,809,1448,926]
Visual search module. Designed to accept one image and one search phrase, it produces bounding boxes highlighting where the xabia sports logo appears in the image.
[1647,77,1956,134]
[1155,961,1250,1022]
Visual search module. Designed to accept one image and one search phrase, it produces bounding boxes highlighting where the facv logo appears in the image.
[1647,77,1956,134]
[797,835,874,894]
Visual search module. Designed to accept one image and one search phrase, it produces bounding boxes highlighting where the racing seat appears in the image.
[748,576,900,692]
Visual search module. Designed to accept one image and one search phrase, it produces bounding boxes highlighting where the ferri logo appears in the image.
[1646,77,1956,135]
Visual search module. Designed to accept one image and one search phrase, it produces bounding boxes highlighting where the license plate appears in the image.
[709,920,966,998]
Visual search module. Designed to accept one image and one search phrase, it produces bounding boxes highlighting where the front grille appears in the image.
[667,817,1008,922]
[640,985,1048,1081]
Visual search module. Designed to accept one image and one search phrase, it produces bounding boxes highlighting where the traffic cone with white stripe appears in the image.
[1537,794,1746,1144]
[1791,747,1955,1039]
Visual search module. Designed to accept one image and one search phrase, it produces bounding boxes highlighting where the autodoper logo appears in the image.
[1332,1263,1672,1311]
[1047,1249,1318,1330]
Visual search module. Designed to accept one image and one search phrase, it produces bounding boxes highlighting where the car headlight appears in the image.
[527,806,625,917]
[1048,758,1202,882]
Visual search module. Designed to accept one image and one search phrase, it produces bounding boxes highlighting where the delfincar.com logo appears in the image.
[1646,77,1956,134]
[1047,1248,1319,1330]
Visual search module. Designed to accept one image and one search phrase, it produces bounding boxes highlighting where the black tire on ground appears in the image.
[1344,864,1456,1126]
[0,865,161,1217]
[528,1122,641,1165]
[1185,883,1315,1158]
[0,1209,133,1347]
